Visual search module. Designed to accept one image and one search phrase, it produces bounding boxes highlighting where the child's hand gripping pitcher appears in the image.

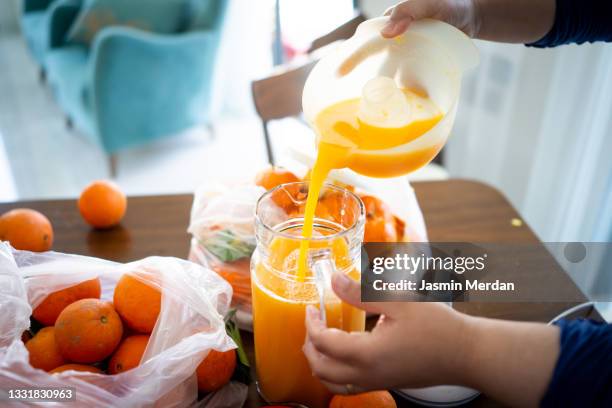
[252,182,365,407]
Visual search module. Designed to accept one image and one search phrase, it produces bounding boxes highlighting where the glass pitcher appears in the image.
[251,182,366,408]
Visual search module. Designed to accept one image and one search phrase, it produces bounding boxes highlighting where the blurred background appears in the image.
[0,1,610,297]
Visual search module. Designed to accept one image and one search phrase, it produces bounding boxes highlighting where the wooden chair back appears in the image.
[251,14,365,164]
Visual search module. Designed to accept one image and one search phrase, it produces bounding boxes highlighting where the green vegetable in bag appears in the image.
[201,229,255,263]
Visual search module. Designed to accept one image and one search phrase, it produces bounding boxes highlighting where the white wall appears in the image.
[449,41,612,242]
[359,0,612,300]
[361,0,612,243]
[360,0,395,17]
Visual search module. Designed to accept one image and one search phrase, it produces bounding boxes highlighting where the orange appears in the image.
[211,258,252,308]
[55,299,123,363]
[0,208,53,252]
[108,334,149,374]
[360,195,398,242]
[49,364,103,374]
[26,327,66,372]
[196,349,236,392]
[255,166,300,191]
[113,272,161,333]
[315,188,359,224]
[268,181,307,215]
[329,391,397,408]
[78,180,127,229]
[32,278,101,326]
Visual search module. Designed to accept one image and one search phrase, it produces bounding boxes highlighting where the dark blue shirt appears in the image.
[527,0,612,47]
[541,319,612,407]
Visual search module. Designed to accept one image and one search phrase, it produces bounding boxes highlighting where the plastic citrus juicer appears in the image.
[303,16,481,407]
[302,16,479,178]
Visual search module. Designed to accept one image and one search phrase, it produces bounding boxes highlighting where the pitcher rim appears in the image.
[255,181,365,242]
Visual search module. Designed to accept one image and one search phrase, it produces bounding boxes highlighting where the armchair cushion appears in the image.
[85,27,218,152]
[67,0,187,45]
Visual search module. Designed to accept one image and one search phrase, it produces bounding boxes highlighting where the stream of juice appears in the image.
[296,89,443,279]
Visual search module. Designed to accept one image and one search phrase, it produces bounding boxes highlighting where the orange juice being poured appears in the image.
[251,16,478,408]
[297,77,443,277]
[297,17,479,277]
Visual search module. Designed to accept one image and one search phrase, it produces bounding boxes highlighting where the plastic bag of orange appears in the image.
[0,242,247,408]
[189,243,253,314]
[188,184,264,314]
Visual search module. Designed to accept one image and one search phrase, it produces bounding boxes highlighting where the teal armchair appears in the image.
[43,0,229,175]
[96,27,220,151]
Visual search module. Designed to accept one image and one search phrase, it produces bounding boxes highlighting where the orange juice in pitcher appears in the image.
[252,183,365,408]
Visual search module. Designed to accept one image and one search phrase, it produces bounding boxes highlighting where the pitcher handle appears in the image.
[310,250,336,326]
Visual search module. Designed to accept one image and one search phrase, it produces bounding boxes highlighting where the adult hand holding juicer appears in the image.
[250,16,479,408]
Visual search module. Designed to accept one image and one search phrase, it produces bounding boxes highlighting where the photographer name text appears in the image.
[372,279,515,292]
[370,254,515,292]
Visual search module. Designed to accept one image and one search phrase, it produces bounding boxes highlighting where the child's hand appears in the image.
[303,270,560,407]
[303,272,471,394]
[381,0,480,38]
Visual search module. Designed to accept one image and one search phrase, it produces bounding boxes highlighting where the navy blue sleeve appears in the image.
[540,319,612,408]
[527,0,612,47]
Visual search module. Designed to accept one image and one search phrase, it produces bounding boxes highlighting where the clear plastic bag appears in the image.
[0,242,247,408]
[188,184,265,313]
[356,177,429,242]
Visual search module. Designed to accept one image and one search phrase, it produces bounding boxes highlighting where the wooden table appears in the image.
[0,180,590,407]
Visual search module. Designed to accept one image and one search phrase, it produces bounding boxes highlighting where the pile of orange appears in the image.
[1,178,236,393]
[24,271,235,392]
[359,194,405,242]
[255,166,300,190]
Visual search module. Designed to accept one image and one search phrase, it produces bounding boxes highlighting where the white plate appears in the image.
[395,385,480,407]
